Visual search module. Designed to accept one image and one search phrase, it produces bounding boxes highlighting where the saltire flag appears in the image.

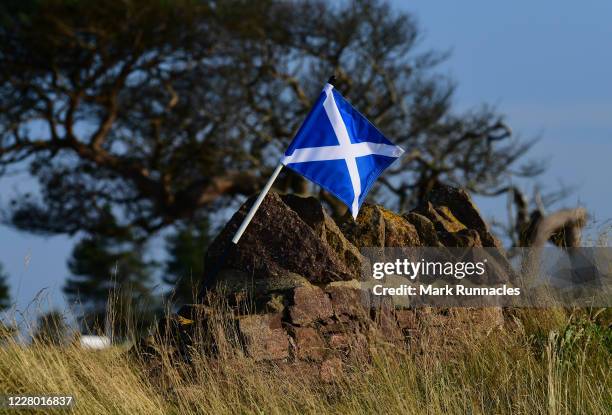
[282,83,404,218]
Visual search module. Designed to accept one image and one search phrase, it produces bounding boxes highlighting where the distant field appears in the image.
[0,307,609,415]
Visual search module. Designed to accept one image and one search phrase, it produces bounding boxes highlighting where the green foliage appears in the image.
[554,310,612,357]
[0,263,11,311]
[163,219,210,304]
[32,310,69,345]
[515,308,611,375]
[64,234,158,340]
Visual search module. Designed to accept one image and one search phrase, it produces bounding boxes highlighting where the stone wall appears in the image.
[147,184,510,380]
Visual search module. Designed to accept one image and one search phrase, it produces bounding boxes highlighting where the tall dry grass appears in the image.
[0,305,609,414]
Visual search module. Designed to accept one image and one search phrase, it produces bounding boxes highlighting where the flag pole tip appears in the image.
[327,75,336,86]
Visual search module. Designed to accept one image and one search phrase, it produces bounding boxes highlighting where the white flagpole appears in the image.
[231,77,336,245]
[231,162,284,244]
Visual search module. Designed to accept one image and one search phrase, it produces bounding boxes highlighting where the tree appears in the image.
[164,218,211,304]
[0,263,11,312]
[32,310,69,345]
[64,233,158,340]
[0,0,547,306]
[498,185,586,248]
[0,0,541,240]
[0,264,13,340]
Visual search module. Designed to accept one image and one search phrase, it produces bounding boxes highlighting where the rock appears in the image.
[288,285,333,326]
[291,327,327,361]
[238,313,289,361]
[437,228,483,248]
[327,332,369,357]
[373,305,403,343]
[423,183,503,249]
[205,192,355,287]
[264,293,286,314]
[403,212,442,247]
[318,319,362,335]
[412,202,482,247]
[415,202,466,233]
[328,333,350,350]
[319,357,343,383]
[281,194,364,277]
[139,183,516,371]
[326,282,368,320]
[342,204,385,247]
[341,204,421,248]
[410,183,516,283]
[214,269,310,298]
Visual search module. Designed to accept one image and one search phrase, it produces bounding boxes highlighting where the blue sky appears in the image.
[1,1,611,315]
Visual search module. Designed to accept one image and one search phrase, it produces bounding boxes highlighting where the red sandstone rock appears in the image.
[373,306,403,342]
[328,333,350,350]
[326,284,368,319]
[142,184,515,368]
[341,204,421,248]
[238,313,289,361]
[319,357,343,383]
[205,192,354,285]
[292,327,327,361]
[288,285,333,325]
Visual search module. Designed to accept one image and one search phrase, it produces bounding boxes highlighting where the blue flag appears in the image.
[282,83,404,218]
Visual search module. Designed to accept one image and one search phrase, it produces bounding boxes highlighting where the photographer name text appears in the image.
[370,259,521,297]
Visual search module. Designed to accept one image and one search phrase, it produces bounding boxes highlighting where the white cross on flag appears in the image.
[282,83,404,218]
